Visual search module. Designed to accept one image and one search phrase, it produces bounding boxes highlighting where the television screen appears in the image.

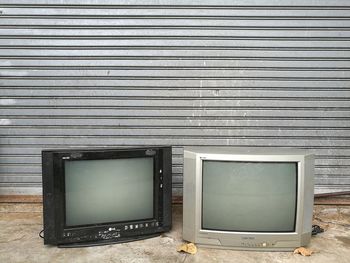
[183,147,314,251]
[65,157,154,226]
[42,147,172,247]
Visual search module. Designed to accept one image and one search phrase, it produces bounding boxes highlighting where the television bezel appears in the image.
[42,146,172,247]
[183,147,314,251]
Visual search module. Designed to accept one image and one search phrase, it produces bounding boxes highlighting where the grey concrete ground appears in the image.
[0,203,349,263]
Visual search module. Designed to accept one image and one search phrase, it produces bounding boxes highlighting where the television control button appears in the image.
[155,222,159,227]
[124,225,128,230]
[262,242,267,247]
[159,169,162,173]
[139,223,144,228]
[145,223,149,227]
[129,225,133,230]
[135,224,138,229]
[160,184,163,188]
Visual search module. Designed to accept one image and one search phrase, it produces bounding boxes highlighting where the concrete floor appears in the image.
[0,204,349,263]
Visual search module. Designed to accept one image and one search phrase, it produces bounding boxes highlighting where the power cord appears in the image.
[312,225,324,236]
[39,230,44,239]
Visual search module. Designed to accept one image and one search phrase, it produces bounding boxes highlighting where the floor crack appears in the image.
[181,253,188,263]
[0,235,25,243]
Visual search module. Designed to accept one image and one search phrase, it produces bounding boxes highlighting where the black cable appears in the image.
[312,225,324,236]
[39,229,44,239]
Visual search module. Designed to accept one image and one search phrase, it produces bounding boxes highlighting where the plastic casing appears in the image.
[183,147,314,251]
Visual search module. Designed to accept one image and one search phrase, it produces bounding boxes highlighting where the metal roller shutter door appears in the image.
[0,0,349,196]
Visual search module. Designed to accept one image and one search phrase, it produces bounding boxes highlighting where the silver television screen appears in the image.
[202,161,297,232]
[64,157,154,226]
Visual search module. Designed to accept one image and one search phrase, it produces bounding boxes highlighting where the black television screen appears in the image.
[42,147,172,247]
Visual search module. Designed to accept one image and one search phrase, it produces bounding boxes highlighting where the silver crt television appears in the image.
[183,147,314,251]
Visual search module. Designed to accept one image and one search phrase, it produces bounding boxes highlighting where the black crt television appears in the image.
[42,146,172,247]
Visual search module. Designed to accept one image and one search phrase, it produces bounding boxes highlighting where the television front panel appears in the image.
[183,147,314,251]
[42,147,172,247]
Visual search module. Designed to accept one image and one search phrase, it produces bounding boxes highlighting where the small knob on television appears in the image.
[145,149,156,156]
[71,152,83,159]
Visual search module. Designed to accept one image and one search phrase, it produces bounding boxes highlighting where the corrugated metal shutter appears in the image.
[1,0,349,196]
